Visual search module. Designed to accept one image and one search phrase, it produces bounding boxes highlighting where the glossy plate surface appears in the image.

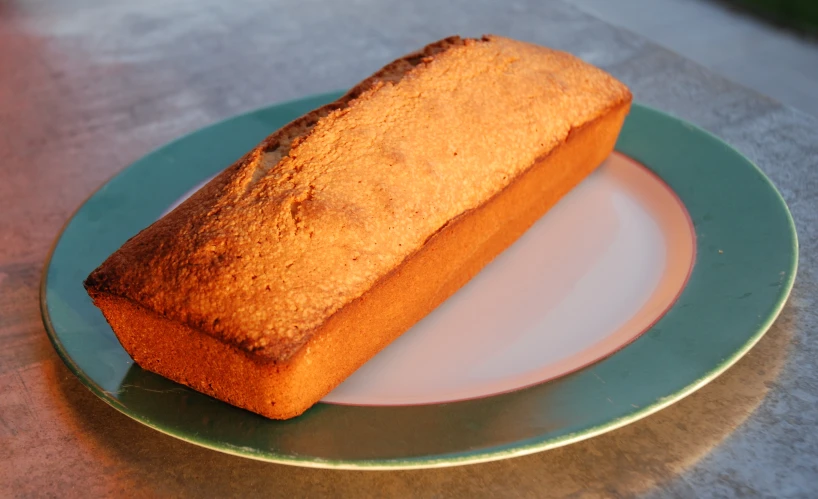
[42,93,797,468]
[324,152,696,405]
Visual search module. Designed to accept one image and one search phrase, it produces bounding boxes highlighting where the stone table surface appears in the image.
[1,0,816,497]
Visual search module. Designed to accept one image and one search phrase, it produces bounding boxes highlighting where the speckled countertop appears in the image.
[1,0,816,496]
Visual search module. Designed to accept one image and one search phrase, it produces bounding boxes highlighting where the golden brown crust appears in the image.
[88,100,631,419]
[83,35,471,361]
[85,35,631,367]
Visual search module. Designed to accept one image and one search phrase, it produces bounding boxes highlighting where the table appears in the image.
[2,1,816,496]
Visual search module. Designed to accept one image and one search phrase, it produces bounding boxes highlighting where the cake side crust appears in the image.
[89,100,631,419]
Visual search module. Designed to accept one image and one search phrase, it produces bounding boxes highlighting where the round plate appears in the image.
[42,92,798,469]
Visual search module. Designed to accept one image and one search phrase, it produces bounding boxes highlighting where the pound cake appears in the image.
[85,35,632,419]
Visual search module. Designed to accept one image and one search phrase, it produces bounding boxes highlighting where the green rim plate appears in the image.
[41,92,798,469]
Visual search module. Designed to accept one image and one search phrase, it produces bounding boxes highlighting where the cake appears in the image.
[85,35,632,419]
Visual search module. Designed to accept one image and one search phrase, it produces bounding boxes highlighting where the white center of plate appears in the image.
[163,153,694,407]
[322,152,694,406]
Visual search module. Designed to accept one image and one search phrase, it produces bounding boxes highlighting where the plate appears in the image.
[42,92,797,469]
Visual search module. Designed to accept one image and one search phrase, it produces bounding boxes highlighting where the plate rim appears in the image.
[40,93,799,470]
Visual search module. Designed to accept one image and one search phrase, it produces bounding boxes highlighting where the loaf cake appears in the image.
[85,35,632,419]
